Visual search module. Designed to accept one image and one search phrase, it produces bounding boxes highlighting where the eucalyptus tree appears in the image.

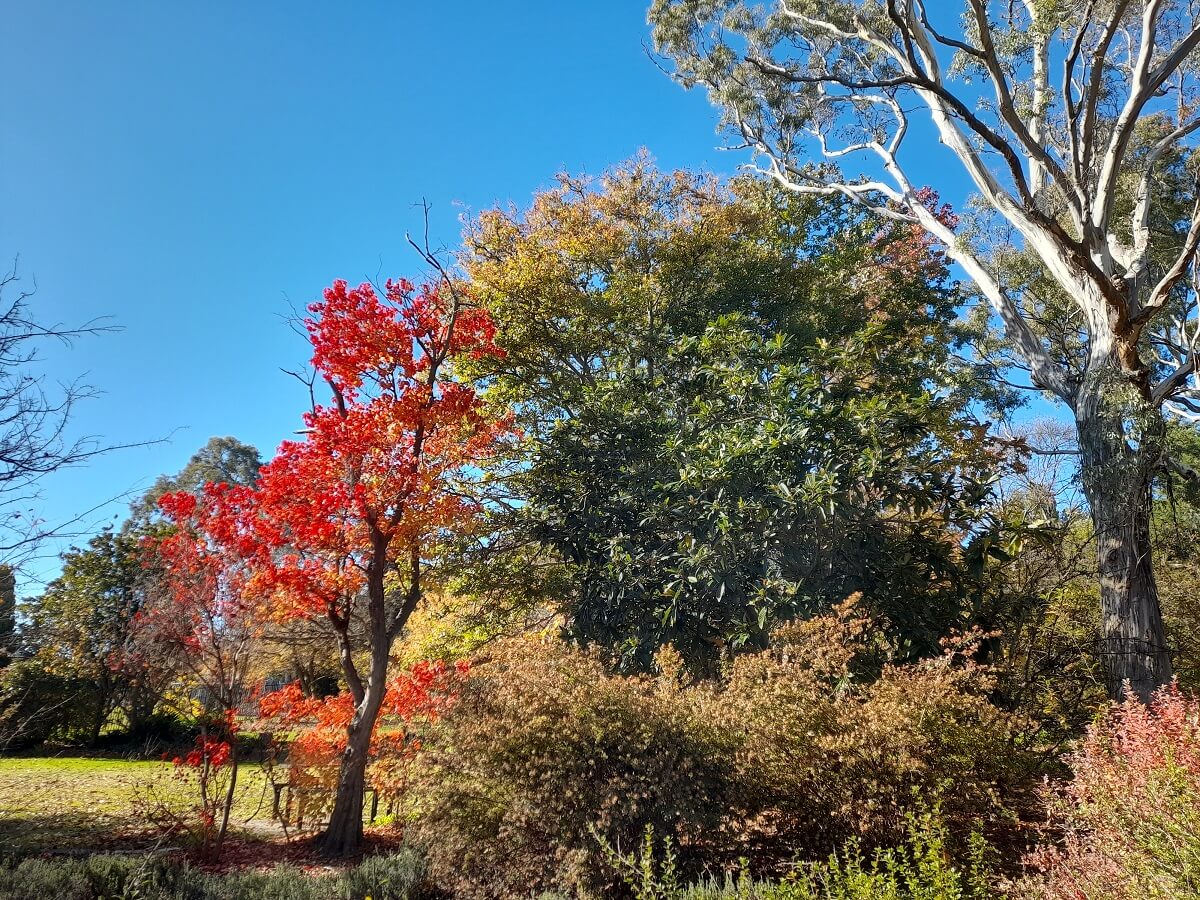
[650,0,1200,698]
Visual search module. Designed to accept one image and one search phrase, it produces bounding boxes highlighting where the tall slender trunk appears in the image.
[89,700,106,747]
[216,740,238,847]
[319,537,396,857]
[89,679,113,747]
[1075,369,1172,700]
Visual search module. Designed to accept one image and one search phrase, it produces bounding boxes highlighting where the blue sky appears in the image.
[3,1,741,592]
[3,2,994,594]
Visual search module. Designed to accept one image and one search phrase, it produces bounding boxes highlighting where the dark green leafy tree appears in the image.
[463,159,1004,671]
[530,318,999,670]
[24,531,153,743]
[127,436,262,529]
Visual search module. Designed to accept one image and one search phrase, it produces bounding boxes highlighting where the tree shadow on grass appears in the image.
[0,811,156,857]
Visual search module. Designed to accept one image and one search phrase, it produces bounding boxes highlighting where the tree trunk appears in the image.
[318,703,374,856]
[319,593,392,857]
[1076,370,1172,700]
[89,702,106,748]
[319,529,416,856]
[89,680,112,747]
[216,741,238,847]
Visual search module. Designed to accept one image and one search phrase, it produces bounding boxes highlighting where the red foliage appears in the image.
[151,277,507,822]
[171,734,233,770]
[152,276,508,628]
[868,187,958,281]
[259,659,469,759]
[142,730,239,857]
[1022,683,1200,898]
[1069,680,1200,806]
[146,485,257,648]
[167,278,511,623]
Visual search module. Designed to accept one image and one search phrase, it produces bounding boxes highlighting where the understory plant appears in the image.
[405,634,734,899]
[0,849,428,900]
[136,726,237,858]
[718,600,1027,858]
[600,812,996,900]
[1017,683,1200,899]
[406,600,1031,897]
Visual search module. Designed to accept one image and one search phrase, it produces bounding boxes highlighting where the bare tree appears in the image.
[650,0,1200,699]
[0,261,125,569]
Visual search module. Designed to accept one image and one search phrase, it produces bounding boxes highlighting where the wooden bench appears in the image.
[269,745,382,828]
[271,780,382,828]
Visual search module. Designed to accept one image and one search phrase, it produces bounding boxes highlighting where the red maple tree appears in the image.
[139,487,258,854]
[156,275,510,854]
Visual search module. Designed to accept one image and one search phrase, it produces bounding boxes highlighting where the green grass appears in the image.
[0,756,278,854]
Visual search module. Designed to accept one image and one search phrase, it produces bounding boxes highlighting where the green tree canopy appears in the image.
[127,436,262,528]
[463,159,1003,671]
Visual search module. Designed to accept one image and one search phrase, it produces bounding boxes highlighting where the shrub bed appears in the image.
[0,849,429,900]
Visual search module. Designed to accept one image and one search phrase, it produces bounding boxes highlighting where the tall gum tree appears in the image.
[650,0,1200,699]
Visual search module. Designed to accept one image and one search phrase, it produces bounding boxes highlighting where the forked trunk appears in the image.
[1076,371,1172,700]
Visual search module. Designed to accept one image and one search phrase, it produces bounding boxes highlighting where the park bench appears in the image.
[270,744,382,829]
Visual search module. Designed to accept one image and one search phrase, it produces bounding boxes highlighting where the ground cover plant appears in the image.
[0,849,428,900]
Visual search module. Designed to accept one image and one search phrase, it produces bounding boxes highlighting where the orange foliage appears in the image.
[258,659,469,759]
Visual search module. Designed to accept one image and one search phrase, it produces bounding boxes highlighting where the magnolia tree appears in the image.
[650,0,1200,699]
[159,276,509,855]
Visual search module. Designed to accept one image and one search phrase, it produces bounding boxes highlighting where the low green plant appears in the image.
[0,849,429,900]
[339,849,427,900]
[603,814,997,900]
[596,823,683,900]
[0,853,184,900]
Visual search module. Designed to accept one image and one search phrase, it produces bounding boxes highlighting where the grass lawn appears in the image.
[0,756,280,855]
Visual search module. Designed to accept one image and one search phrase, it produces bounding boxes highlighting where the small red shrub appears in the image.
[1019,683,1200,899]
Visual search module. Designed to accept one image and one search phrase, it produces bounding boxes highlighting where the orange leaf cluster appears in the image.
[259,659,469,758]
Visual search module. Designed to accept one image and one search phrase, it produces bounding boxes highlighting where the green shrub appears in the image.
[0,857,92,900]
[0,853,185,900]
[192,864,326,900]
[128,710,192,745]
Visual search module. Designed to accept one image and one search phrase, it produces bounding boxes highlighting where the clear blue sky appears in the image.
[2,1,738,592]
[3,2,986,594]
